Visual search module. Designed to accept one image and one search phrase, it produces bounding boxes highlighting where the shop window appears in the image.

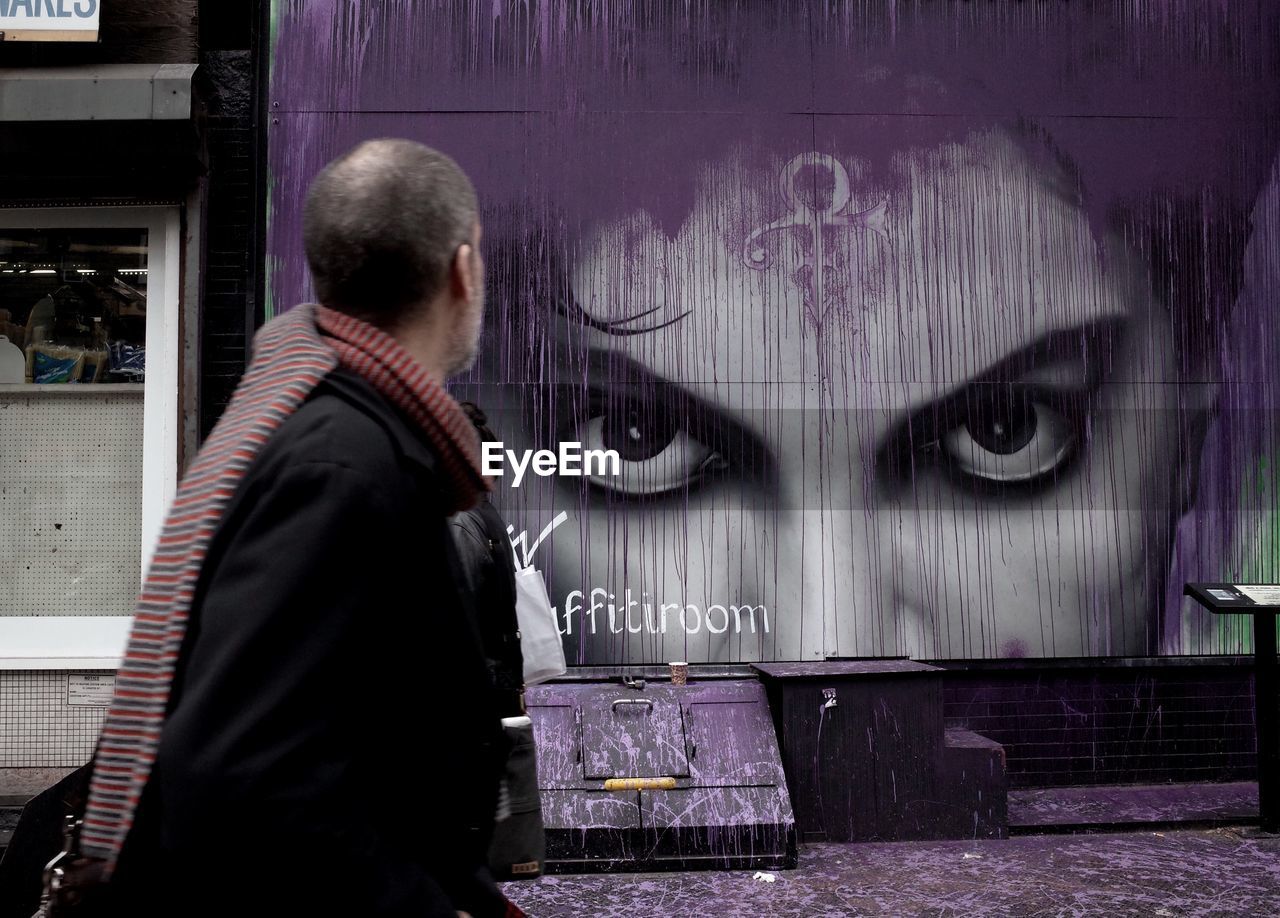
[0,209,179,668]
[0,228,149,386]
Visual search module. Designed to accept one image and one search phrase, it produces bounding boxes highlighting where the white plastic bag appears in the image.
[514,567,566,684]
[0,336,23,384]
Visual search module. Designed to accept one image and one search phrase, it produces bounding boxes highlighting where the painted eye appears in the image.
[576,401,721,496]
[941,391,1077,484]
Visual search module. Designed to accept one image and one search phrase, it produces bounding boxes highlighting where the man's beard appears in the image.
[446,289,485,376]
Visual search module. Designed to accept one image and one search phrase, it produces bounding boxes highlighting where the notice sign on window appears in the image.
[67,673,115,707]
[1,1,100,43]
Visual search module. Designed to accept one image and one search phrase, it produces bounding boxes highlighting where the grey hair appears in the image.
[302,138,478,325]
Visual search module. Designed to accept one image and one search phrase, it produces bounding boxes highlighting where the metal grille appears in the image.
[0,670,106,768]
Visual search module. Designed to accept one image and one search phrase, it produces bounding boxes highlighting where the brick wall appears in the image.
[0,0,197,65]
[198,47,256,439]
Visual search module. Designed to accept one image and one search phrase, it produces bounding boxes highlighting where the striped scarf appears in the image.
[81,303,489,869]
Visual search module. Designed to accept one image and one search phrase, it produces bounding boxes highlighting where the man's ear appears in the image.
[450,243,478,302]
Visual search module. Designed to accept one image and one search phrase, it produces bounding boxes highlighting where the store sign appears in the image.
[0,0,99,42]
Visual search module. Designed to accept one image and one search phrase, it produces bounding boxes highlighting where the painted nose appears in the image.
[768,430,912,661]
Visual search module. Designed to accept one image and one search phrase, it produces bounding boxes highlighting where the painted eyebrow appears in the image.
[874,317,1127,466]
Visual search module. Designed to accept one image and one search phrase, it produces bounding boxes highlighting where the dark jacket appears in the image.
[0,763,92,918]
[109,369,507,918]
[451,501,524,717]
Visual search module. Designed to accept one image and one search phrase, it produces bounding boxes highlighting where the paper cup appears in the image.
[670,661,689,685]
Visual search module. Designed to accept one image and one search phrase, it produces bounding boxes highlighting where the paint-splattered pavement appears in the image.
[504,828,1280,917]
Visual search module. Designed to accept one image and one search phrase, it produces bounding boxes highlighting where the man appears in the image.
[78,139,511,917]
[451,403,524,720]
[451,403,546,882]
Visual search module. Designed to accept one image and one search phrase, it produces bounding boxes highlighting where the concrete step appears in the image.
[941,728,1008,839]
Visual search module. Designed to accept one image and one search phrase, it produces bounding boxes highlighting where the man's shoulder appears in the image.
[257,370,435,491]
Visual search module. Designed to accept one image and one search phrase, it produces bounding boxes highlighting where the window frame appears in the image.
[0,206,182,669]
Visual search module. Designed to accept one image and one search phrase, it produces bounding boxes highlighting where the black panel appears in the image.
[938,657,1263,787]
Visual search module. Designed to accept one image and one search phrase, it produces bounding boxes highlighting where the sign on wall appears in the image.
[67,673,116,707]
[1,0,99,42]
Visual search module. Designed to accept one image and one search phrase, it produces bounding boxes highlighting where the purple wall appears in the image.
[268,1,1280,665]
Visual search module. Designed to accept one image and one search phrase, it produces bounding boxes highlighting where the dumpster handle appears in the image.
[611,698,654,713]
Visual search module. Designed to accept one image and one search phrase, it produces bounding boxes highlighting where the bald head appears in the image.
[303,139,479,326]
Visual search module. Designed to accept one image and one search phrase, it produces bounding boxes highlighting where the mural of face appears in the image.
[494,128,1199,664]
[266,1,1280,666]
